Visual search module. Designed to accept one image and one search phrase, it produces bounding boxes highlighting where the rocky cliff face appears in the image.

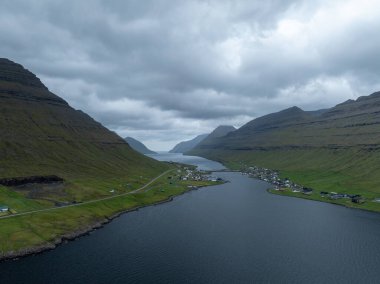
[0,58,164,178]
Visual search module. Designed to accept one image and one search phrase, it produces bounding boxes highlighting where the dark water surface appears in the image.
[147,152,226,171]
[2,153,380,283]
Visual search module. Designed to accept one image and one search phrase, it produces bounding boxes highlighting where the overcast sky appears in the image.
[1,0,380,150]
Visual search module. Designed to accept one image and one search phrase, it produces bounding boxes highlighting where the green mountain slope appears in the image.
[125,137,157,154]
[187,125,236,154]
[169,134,208,153]
[0,59,220,259]
[0,58,167,198]
[189,92,380,199]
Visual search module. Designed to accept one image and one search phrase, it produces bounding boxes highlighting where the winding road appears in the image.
[0,169,174,220]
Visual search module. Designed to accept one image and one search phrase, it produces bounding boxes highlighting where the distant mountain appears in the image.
[207,125,237,138]
[0,58,165,180]
[187,125,236,154]
[125,137,156,154]
[306,108,329,117]
[189,93,380,197]
[169,134,208,153]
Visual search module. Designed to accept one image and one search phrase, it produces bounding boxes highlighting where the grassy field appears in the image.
[194,147,380,212]
[0,163,169,214]
[0,166,220,258]
[268,188,380,212]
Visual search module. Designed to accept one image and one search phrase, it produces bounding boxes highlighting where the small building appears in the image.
[352,195,364,204]
[302,188,313,195]
[0,205,9,213]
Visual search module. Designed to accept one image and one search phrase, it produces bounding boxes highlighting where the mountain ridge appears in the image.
[187,125,236,154]
[169,133,209,153]
[0,58,166,182]
[188,92,380,200]
[125,137,157,154]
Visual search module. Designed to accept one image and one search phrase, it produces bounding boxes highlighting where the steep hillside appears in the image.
[187,125,236,154]
[0,58,219,260]
[192,95,380,151]
[169,134,208,153]
[0,58,167,193]
[124,137,157,154]
[190,93,380,199]
[207,125,236,138]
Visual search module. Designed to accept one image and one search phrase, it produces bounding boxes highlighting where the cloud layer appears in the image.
[1,0,380,149]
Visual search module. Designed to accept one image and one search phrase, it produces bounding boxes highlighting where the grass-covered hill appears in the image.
[0,58,218,259]
[188,92,380,199]
[169,134,208,153]
[170,126,235,154]
[187,125,236,153]
[124,137,157,154]
[0,58,168,200]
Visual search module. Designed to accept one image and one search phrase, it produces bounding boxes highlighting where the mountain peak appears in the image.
[214,125,236,131]
[185,125,236,153]
[0,58,47,89]
[283,106,303,113]
[240,105,309,132]
[357,91,380,102]
[324,91,380,119]
[169,133,209,153]
[210,125,236,138]
[0,58,67,105]
[124,137,156,154]
[336,99,355,107]
[0,59,164,181]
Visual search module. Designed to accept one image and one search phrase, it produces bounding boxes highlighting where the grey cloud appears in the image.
[0,0,379,149]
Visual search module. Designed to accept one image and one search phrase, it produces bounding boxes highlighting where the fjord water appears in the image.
[147,151,226,171]
[2,154,380,283]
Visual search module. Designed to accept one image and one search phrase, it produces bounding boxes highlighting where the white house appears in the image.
[0,205,9,213]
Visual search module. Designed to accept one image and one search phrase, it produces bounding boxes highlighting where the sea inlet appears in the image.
[2,153,380,283]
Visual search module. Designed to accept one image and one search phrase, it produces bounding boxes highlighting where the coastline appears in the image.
[205,156,380,214]
[267,188,380,215]
[5,151,377,262]
[0,181,220,262]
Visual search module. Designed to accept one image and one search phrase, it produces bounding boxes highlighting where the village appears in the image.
[241,165,365,204]
[177,167,223,183]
